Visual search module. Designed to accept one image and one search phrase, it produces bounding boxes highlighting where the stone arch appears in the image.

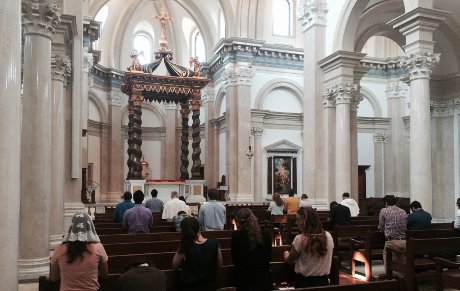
[88,91,108,123]
[355,24,405,53]
[254,79,303,110]
[359,86,382,117]
[213,87,227,118]
[120,102,166,127]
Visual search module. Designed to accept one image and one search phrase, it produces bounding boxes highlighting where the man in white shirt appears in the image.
[162,191,188,220]
[340,192,360,217]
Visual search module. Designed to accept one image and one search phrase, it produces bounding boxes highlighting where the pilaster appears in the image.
[373,132,389,198]
[0,1,21,289]
[20,0,61,280]
[222,62,254,200]
[203,84,217,188]
[252,127,264,201]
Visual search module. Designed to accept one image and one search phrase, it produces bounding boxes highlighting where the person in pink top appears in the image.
[50,212,108,291]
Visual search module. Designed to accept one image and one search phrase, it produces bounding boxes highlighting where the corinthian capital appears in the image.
[322,88,335,108]
[22,0,61,39]
[400,52,440,81]
[51,54,71,83]
[297,0,328,32]
[373,132,389,143]
[386,82,409,99]
[350,91,363,112]
[82,51,94,73]
[251,126,264,136]
[221,63,254,88]
[329,83,357,105]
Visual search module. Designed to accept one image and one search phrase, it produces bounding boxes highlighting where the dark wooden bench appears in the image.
[332,225,378,265]
[294,280,400,291]
[96,225,177,235]
[433,257,460,291]
[99,230,235,244]
[386,237,460,291]
[351,230,385,281]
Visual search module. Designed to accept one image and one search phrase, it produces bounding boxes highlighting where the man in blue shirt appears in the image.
[113,191,134,222]
[123,190,153,233]
[198,188,226,231]
[145,189,164,213]
[407,200,432,230]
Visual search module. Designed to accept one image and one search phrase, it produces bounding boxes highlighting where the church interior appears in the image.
[2,0,460,290]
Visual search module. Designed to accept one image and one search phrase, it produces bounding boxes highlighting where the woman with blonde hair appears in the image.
[231,208,272,291]
[50,212,108,291]
[267,193,285,215]
[283,207,333,288]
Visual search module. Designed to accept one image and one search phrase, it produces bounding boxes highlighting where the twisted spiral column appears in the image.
[180,103,190,180]
[127,95,143,179]
[191,98,202,179]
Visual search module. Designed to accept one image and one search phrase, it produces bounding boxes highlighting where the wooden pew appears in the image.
[351,230,386,281]
[99,230,235,244]
[294,280,400,291]
[386,237,460,291]
[332,225,378,264]
[96,225,177,235]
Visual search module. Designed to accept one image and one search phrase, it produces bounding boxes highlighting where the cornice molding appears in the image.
[431,98,460,117]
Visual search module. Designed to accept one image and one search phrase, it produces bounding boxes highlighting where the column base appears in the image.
[18,257,49,280]
[229,192,254,202]
[64,202,85,232]
[100,191,123,203]
[49,234,64,250]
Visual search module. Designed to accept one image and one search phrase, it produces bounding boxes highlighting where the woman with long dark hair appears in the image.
[231,208,273,291]
[267,193,285,215]
[283,207,333,288]
[172,216,223,291]
[50,212,108,291]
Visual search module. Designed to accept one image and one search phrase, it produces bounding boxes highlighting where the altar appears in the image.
[125,179,186,202]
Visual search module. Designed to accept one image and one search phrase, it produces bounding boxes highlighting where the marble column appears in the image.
[323,91,336,204]
[389,7,449,213]
[20,0,61,280]
[297,0,327,198]
[0,1,21,289]
[222,62,254,201]
[203,85,217,188]
[334,83,356,201]
[50,54,71,249]
[105,93,123,202]
[252,127,264,201]
[165,103,178,179]
[373,132,389,197]
[350,93,362,199]
[386,82,409,196]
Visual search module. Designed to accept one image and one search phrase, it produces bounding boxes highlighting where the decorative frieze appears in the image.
[373,132,389,143]
[221,63,254,88]
[297,0,328,32]
[22,0,61,39]
[386,82,409,99]
[400,52,440,81]
[51,54,71,83]
[431,98,460,117]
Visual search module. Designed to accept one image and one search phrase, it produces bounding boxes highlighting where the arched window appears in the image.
[191,29,206,61]
[273,0,293,36]
[133,33,152,64]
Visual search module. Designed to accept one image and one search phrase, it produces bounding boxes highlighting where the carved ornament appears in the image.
[386,82,409,99]
[430,98,460,117]
[251,127,264,136]
[51,54,71,83]
[108,94,123,107]
[82,51,94,73]
[373,132,389,143]
[190,100,202,111]
[222,63,255,88]
[22,0,61,39]
[400,52,440,80]
[297,0,328,32]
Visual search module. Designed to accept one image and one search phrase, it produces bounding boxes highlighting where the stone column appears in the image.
[373,132,389,197]
[252,127,264,201]
[165,103,178,179]
[297,0,327,197]
[190,98,202,179]
[386,82,409,196]
[389,7,448,212]
[0,1,21,289]
[103,93,124,202]
[350,93,362,199]
[203,85,217,188]
[50,54,71,248]
[126,95,144,180]
[334,83,355,200]
[20,0,61,280]
[179,103,190,180]
[323,91,336,204]
[221,62,254,201]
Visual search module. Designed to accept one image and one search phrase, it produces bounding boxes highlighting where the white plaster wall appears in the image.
[358,132,375,197]
[121,107,163,127]
[357,98,374,117]
[123,139,162,180]
[325,0,347,55]
[263,88,302,113]
[218,131,227,178]
[89,99,101,122]
[88,135,101,199]
[261,128,303,198]
[360,81,388,117]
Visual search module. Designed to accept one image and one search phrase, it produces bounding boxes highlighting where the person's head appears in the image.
[410,201,422,212]
[123,191,132,201]
[296,207,328,256]
[63,212,100,263]
[151,189,158,197]
[383,194,397,207]
[207,188,219,200]
[171,191,179,199]
[177,210,187,216]
[273,193,284,207]
[288,189,295,197]
[180,216,200,249]
[236,208,261,249]
[123,260,154,273]
[342,192,350,199]
[133,190,144,204]
[330,201,338,209]
[178,196,186,203]
[301,194,308,200]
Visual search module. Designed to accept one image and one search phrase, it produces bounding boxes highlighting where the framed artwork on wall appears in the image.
[267,156,297,195]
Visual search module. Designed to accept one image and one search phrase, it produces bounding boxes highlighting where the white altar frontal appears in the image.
[125,179,204,202]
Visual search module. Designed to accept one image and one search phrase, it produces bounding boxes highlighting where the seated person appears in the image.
[407,200,432,230]
[113,191,134,222]
[328,201,351,227]
[123,190,153,234]
[285,189,300,215]
[198,188,226,231]
[116,260,166,291]
[341,192,360,217]
[144,189,163,214]
[162,191,188,220]
[299,194,312,208]
[173,211,190,232]
[267,193,285,215]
